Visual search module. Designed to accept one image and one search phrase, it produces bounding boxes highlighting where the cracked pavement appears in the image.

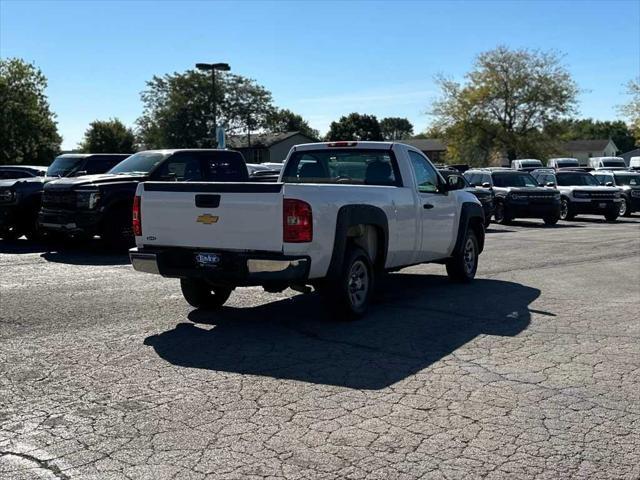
[1,215,639,479]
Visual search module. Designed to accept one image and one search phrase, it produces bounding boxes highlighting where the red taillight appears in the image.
[328,141,358,147]
[132,195,142,236]
[283,199,312,243]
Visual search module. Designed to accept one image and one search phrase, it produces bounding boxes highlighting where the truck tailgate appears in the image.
[139,182,284,252]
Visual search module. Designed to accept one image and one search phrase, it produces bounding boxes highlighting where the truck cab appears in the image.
[547,158,579,169]
[130,142,485,318]
[511,159,543,171]
[588,157,627,170]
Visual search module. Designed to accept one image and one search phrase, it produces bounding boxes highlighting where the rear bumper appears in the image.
[38,209,102,235]
[129,247,310,287]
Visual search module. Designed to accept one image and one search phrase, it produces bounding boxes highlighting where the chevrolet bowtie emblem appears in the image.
[197,214,219,225]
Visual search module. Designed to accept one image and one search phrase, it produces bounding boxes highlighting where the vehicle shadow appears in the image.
[0,238,130,266]
[144,274,541,390]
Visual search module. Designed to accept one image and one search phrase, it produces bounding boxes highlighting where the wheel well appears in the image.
[468,217,485,253]
[346,224,386,270]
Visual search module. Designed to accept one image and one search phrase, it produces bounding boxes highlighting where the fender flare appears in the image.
[452,202,485,256]
[326,204,389,280]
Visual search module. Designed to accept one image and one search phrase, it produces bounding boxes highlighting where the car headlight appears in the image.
[0,189,16,203]
[573,191,590,198]
[76,190,101,209]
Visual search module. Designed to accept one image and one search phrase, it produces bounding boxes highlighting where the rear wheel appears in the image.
[180,279,233,309]
[446,229,478,283]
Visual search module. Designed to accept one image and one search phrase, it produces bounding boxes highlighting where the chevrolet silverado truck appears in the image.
[0,154,128,240]
[530,168,622,221]
[464,168,561,225]
[39,149,249,248]
[130,141,486,318]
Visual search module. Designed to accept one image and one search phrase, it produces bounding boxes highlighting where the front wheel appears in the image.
[0,227,21,241]
[543,214,559,225]
[559,198,574,220]
[619,197,631,217]
[494,202,511,224]
[446,229,478,283]
[604,209,619,222]
[180,279,233,309]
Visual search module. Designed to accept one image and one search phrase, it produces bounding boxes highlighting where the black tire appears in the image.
[604,208,619,222]
[180,279,233,309]
[619,197,631,217]
[102,208,134,250]
[0,227,21,241]
[446,229,479,283]
[559,197,574,220]
[484,214,491,229]
[320,247,374,320]
[493,201,511,224]
[543,214,559,225]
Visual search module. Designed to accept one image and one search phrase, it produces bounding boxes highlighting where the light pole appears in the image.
[195,62,230,147]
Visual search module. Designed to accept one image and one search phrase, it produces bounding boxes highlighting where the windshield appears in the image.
[555,159,579,167]
[46,156,85,177]
[282,149,400,185]
[493,172,538,187]
[614,174,640,186]
[519,160,542,167]
[557,172,600,186]
[108,152,170,175]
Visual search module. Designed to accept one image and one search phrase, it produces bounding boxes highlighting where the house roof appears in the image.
[226,131,314,149]
[621,148,640,161]
[397,139,446,152]
[562,139,613,152]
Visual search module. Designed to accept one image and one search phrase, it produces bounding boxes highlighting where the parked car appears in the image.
[130,141,486,318]
[511,159,543,171]
[629,156,640,171]
[0,165,47,180]
[588,157,627,170]
[530,168,622,221]
[438,167,493,227]
[0,154,128,240]
[38,149,249,247]
[592,170,640,216]
[464,168,560,225]
[547,158,579,169]
[246,163,281,182]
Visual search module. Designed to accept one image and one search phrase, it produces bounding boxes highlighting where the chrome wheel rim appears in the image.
[348,260,369,309]
[619,199,627,216]
[463,237,476,275]
[560,199,569,219]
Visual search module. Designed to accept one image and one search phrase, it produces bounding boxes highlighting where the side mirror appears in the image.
[73,170,88,177]
[446,174,465,191]
[481,182,491,188]
[605,181,613,187]
[546,182,556,187]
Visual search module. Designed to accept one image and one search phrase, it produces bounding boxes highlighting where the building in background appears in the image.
[226,131,316,164]
[621,148,640,166]
[561,139,618,165]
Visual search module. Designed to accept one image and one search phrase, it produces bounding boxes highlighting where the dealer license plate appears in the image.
[599,203,606,208]
[195,252,221,268]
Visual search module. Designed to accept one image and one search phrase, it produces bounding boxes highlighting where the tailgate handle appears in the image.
[195,194,221,208]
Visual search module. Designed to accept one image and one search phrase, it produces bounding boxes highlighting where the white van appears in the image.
[629,156,640,170]
[588,157,626,170]
[547,157,579,169]
[511,159,543,171]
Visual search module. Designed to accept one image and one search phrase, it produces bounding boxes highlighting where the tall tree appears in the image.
[618,78,640,143]
[136,69,275,149]
[79,118,135,153]
[326,113,383,141]
[380,117,414,140]
[0,58,61,165]
[430,46,579,163]
[265,108,319,140]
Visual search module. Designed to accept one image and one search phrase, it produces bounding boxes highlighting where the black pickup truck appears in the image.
[38,149,249,248]
[0,154,128,240]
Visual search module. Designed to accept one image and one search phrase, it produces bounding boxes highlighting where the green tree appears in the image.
[137,69,275,149]
[546,118,636,154]
[79,118,135,153]
[326,113,383,141]
[265,108,319,140]
[380,117,414,140]
[618,78,640,143]
[430,46,579,163]
[0,58,61,165]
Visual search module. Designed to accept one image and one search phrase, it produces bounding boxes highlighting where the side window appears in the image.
[482,174,492,186]
[0,171,21,179]
[408,150,439,193]
[465,173,477,185]
[153,153,204,181]
[85,159,109,174]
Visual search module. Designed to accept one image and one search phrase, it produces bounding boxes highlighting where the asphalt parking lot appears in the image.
[1,216,639,480]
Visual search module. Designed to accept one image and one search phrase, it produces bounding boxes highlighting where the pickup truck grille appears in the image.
[573,191,616,200]
[631,190,640,198]
[42,190,76,209]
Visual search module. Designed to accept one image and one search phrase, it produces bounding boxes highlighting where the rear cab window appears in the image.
[282,149,401,186]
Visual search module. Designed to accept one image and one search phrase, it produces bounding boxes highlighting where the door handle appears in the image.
[423,203,434,209]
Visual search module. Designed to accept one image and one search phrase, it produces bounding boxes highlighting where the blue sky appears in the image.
[1,0,639,149]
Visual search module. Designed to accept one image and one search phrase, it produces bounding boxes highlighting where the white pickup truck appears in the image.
[130,142,486,317]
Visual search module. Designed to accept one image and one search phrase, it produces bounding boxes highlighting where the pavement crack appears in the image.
[0,450,71,479]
